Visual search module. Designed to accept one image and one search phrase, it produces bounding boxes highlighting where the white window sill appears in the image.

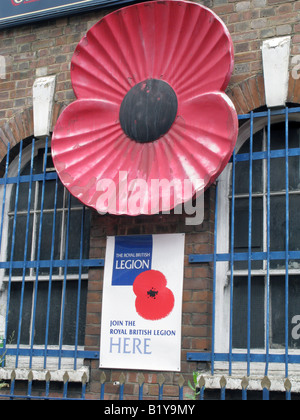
[0,366,89,383]
[198,363,300,393]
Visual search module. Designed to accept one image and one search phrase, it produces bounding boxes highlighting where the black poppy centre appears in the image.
[119,79,178,143]
[147,287,159,299]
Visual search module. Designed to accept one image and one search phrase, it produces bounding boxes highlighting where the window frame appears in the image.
[214,111,300,375]
[0,138,90,373]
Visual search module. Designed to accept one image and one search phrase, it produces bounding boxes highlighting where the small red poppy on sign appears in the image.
[133,270,175,321]
[52,0,238,215]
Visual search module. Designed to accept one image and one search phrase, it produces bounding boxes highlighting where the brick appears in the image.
[231,85,249,114]
[236,1,251,12]
[288,74,296,102]
[240,79,256,109]
[260,27,276,38]
[15,34,37,44]
[260,7,276,16]
[3,122,17,145]
[276,24,292,35]
[0,128,10,147]
[248,76,262,109]
[0,137,8,160]
[293,78,300,104]
[253,0,267,7]
[212,3,235,14]
[256,74,266,105]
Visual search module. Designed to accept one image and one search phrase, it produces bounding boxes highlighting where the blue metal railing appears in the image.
[0,108,300,400]
[0,138,103,372]
[187,106,300,387]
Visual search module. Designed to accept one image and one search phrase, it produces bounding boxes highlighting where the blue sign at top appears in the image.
[112,235,153,286]
[0,0,135,29]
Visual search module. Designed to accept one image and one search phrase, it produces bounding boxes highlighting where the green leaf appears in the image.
[193,371,198,386]
[187,379,195,391]
[185,393,195,400]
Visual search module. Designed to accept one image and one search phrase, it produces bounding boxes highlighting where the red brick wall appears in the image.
[1,0,300,399]
[85,188,215,399]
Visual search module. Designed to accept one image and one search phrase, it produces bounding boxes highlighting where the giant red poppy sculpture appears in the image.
[52,0,238,216]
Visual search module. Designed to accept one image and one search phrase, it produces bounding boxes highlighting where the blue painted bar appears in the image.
[0,145,10,368]
[74,206,86,370]
[16,140,35,369]
[9,374,15,400]
[189,250,300,264]
[211,183,218,375]
[139,383,144,400]
[229,149,236,376]
[187,351,300,364]
[27,374,33,400]
[29,137,48,369]
[119,383,124,400]
[81,382,87,400]
[265,109,271,376]
[100,382,105,400]
[0,258,104,269]
[4,141,23,355]
[262,387,270,401]
[178,385,183,400]
[158,383,164,400]
[0,171,58,185]
[44,175,59,369]
[63,378,69,399]
[45,376,50,398]
[237,106,300,119]
[199,386,205,401]
[220,386,226,401]
[0,347,99,359]
[285,107,289,379]
[230,147,300,163]
[1,393,87,401]
[247,111,254,377]
[59,192,71,370]
[0,143,10,255]
[0,393,86,401]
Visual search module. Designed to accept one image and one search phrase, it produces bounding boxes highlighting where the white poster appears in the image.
[100,234,185,371]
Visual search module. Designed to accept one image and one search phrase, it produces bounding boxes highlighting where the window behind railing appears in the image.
[188,106,300,399]
[0,137,103,374]
[2,108,300,399]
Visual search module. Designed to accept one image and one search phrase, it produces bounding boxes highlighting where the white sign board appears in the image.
[100,234,185,371]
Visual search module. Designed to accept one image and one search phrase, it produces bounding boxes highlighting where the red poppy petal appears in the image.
[135,289,175,321]
[51,99,122,205]
[133,270,175,321]
[174,91,238,192]
[71,1,234,101]
[162,4,234,96]
[133,270,167,296]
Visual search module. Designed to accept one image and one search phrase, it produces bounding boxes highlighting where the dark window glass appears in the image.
[271,276,300,350]
[231,120,300,351]
[5,141,90,348]
[232,276,265,349]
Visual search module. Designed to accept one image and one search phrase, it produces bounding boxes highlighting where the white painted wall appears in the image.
[33,75,56,137]
[262,36,291,108]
